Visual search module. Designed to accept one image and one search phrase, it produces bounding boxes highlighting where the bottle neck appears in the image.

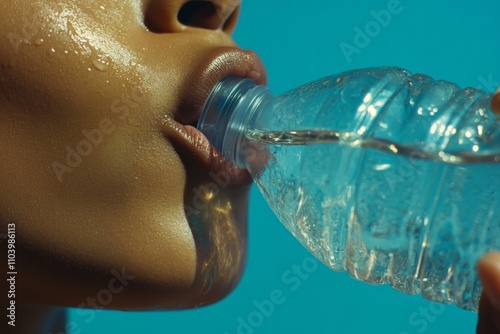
[197,76,271,168]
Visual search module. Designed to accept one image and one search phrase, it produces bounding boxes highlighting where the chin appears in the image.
[11,183,250,310]
[183,184,251,308]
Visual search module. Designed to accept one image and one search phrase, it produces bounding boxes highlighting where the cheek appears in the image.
[0,108,198,286]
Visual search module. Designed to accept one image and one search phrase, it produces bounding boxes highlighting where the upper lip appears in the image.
[175,46,267,126]
[161,47,267,186]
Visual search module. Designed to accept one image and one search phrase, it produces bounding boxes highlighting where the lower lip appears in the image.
[161,116,252,186]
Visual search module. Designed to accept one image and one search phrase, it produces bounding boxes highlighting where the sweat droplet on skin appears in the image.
[91,56,110,72]
[34,38,44,46]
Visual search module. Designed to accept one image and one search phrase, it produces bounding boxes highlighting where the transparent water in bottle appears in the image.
[244,129,499,311]
[197,67,500,311]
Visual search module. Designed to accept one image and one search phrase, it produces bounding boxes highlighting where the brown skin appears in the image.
[479,98,500,333]
[477,253,500,334]
[0,1,499,332]
[492,91,500,115]
[0,0,254,319]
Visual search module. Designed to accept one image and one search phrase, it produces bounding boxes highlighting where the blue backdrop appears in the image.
[70,0,500,333]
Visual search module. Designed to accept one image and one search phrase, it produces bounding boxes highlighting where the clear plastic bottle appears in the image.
[196,67,500,311]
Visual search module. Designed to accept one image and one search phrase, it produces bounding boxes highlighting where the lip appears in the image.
[177,47,267,125]
[161,47,268,186]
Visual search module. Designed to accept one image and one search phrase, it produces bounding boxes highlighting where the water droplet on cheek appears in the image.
[91,56,110,72]
[34,38,44,46]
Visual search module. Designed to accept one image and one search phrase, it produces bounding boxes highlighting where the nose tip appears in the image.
[144,0,241,33]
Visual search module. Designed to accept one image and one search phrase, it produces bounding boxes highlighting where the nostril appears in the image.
[178,1,225,30]
[222,7,239,33]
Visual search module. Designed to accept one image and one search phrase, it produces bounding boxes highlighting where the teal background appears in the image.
[69,0,500,333]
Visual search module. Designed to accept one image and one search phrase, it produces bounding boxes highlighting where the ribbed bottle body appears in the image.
[242,67,500,311]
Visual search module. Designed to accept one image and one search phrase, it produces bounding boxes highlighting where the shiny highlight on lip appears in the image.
[161,117,252,186]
